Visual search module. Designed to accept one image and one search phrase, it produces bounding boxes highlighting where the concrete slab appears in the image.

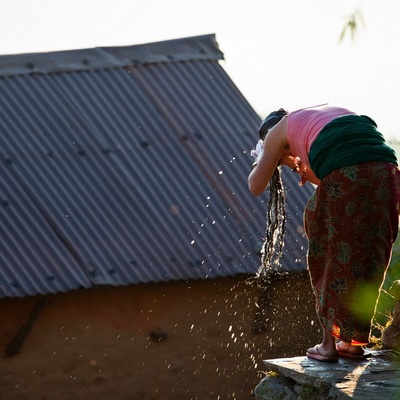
[262,351,400,399]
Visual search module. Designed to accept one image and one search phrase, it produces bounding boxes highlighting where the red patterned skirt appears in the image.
[304,162,399,345]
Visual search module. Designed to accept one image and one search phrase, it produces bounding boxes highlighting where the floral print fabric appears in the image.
[304,162,399,345]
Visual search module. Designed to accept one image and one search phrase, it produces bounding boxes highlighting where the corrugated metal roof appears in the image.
[0,34,314,298]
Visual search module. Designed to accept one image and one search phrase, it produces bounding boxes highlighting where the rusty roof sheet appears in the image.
[0,34,313,298]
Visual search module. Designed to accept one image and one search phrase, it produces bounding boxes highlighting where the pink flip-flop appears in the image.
[306,345,339,363]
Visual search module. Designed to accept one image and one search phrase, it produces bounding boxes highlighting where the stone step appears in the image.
[255,351,400,399]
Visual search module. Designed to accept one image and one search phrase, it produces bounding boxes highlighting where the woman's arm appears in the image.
[303,168,320,186]
[248,116,320,193]
[248,117,288,196]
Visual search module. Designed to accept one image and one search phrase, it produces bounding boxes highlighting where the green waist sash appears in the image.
[308,115,397,180]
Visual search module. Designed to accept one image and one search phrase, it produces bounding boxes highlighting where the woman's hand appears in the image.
[248,115,320,193]
[293,157,309,186]
[290,157,320,186]
[248,117,288,196]
[250,140,264,168]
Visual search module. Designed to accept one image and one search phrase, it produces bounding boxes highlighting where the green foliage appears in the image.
[374,237,400,338]
[387,238,400,287]
[339,9,365,43]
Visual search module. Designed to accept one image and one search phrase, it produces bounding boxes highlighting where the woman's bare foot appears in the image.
[336,341,364,355]
[336,341,369,359]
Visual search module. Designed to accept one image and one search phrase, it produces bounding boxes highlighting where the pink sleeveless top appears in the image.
[287,104,356,167]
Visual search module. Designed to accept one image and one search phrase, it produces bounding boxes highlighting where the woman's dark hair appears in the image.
[258,167,285,277]
[257,108,288,278]
[258,108,288,140]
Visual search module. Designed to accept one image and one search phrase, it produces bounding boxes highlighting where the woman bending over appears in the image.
[248,103,399,362]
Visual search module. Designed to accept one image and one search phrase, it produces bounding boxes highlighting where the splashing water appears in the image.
[258,167,286,278]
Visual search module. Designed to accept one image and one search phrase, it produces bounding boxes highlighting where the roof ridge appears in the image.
[0,33,224,77]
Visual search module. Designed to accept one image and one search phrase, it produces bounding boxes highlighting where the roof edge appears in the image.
[0,34,224,77]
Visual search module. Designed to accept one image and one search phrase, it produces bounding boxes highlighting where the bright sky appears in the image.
[2,0,400,140]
